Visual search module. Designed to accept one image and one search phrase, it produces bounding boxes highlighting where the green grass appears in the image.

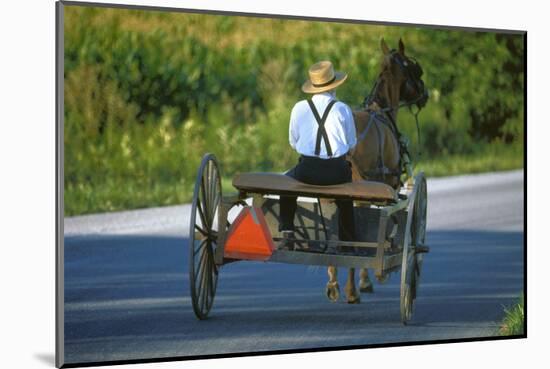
[65,179,192,216]
[499,294,525,336]
[417,143,524,177]
[64,144,523,217]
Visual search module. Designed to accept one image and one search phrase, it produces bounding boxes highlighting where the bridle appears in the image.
[364,49,428,114]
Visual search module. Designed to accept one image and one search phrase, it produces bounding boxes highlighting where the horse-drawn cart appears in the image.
[189,152,428,324]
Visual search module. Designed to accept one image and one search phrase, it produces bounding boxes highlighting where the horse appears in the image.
[326,38,429,304]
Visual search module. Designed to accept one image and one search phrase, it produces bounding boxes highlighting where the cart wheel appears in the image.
[189,154,222,320]
[411,174,427,300]
[400,172,425,324]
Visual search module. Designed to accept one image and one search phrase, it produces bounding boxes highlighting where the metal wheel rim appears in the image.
[189,154,221,320]
[412,176,427,248]
[400,244,416,323]
[400,173,424,324]
[411,175,427,298]
[402,284,413,323]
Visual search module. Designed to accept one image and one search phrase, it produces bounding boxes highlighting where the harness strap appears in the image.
[307,99,337,157]
[373,121,386,181]
[358,112,377,142]
[384,111,401,141]
[365,167,402,178]
[356,110,404,183]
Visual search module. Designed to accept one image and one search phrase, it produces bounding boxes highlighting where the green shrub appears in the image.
[63,6,524,215]
[499,294,525,336]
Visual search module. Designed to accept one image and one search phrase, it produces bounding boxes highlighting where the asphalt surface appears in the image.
[63,170,524,365]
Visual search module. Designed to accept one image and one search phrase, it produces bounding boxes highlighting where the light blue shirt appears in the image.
[289,92,357,159]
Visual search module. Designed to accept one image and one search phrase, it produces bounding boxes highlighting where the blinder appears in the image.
[391,51,428,109]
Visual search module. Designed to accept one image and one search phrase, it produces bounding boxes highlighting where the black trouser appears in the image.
[279,155,356,241]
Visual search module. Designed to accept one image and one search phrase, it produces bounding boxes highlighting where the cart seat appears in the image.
[233,172,397,202]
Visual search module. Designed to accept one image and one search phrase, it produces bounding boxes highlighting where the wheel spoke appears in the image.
[197,255,207,299]
[205,249,213,309]
[207,161,215,212]
[207,247,215,298]
[194,237,208,253]
[194,245,209,274]
[210,242,219,277]
[209,175,218,231]
[212,182,221,230]
[209,165,218,213]
[197,197,209,231]
[200,255,209,313]
[209,246,217,293]
[195,224,208,237]
[213,186,220,209]
[209,174,218,225]
[194,240,209,280]
[201,174,211,227]
[194,242,208,283]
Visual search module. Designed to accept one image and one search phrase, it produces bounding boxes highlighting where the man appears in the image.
[280,60,357,249]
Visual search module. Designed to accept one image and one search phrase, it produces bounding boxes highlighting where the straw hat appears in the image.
[301,61,348,94]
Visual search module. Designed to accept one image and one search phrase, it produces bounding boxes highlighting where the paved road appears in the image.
[63,170,524,365]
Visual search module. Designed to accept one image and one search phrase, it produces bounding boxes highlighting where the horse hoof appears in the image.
[376,274,390,284]
[325,282,340,302]
[359,281,374,293]
[347,294,361,304]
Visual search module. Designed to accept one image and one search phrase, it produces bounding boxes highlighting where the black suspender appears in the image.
[306,99,337,157]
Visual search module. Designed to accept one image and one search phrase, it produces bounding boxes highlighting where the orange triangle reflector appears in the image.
[224,206,275,261]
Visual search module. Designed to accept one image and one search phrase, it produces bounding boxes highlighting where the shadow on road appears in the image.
[63,229,524,363]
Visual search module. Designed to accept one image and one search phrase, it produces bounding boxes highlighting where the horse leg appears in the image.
[344,268,361,304]
[326,266,340,302]
[359,268,374,293]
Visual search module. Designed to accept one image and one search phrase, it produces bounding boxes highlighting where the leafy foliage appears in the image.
[499,294,525,336]
[63,6,524,215]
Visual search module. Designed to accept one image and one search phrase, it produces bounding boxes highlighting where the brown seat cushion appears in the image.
[232,172,396,202]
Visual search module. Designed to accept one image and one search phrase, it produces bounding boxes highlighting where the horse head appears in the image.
[368,38,428,111]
